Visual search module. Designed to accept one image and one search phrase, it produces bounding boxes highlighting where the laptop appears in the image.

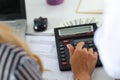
[0,0,27,39]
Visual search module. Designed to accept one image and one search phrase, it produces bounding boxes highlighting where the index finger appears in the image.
[67,44,74,57]
[76,42,85,49]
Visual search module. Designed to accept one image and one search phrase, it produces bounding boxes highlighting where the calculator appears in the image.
[54,23,102,71]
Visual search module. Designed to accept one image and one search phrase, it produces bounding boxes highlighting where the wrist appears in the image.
[74,73,91,80]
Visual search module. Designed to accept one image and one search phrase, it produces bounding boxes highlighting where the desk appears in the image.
[25,0,102,35]
[25,0,113,80]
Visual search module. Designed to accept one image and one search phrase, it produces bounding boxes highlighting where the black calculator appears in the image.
[54,23,102,71]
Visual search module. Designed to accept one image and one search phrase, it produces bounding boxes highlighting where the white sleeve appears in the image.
[94,0,120,79]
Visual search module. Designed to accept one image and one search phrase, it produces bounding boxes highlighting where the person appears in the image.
[0,23,44,80]
[94,0,120,79]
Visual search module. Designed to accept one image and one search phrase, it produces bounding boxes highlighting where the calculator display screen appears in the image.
[58,25,93,36]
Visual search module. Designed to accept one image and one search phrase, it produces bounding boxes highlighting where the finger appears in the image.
[93,52,98,60]
[82,48,88,56]
[82,48,87,53]
[76,42,85,50]
[88,48,93,54]
[67,44,74,57]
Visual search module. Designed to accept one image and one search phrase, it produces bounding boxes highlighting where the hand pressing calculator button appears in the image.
[54,23,102,71]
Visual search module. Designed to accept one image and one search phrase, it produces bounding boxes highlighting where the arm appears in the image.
[67,42,98,80]
[14,55,44,80]
[94,0,120,79]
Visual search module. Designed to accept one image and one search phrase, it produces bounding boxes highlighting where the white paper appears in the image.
[26,35,56,56]
[77,0,103,13]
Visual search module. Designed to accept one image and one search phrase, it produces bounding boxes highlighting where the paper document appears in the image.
[76,0,104,14]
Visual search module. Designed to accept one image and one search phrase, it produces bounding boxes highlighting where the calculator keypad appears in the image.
[58,38,100,71]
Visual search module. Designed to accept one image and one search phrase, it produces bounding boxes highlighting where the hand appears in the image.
[67,42,98,80]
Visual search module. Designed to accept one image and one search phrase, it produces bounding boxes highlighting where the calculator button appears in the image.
[61,58,66,61]
[62,40,70,44]
[59,47,64,51]
[83,44,88,48]
[88,43,94,47]
[61,62,67,66]
[73,42,77,46]
[61,54,66,58]
[60,51,65,54]
[59,44,64,47]
[87,40,93,44]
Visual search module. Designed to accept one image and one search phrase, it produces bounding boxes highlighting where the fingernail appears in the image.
[66,44,70,48]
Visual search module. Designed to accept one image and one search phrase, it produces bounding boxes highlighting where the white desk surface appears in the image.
[25,0,102,35]
[25,0,113,80]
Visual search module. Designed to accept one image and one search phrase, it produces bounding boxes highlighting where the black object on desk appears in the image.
[54,23,102,71]
[33,17,48,32]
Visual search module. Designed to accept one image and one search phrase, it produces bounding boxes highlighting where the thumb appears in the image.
[67,44,74,57]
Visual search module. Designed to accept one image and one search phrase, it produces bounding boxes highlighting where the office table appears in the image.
[25,0,113,80]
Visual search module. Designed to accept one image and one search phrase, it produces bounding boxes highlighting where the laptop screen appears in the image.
[0,0,26,20]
